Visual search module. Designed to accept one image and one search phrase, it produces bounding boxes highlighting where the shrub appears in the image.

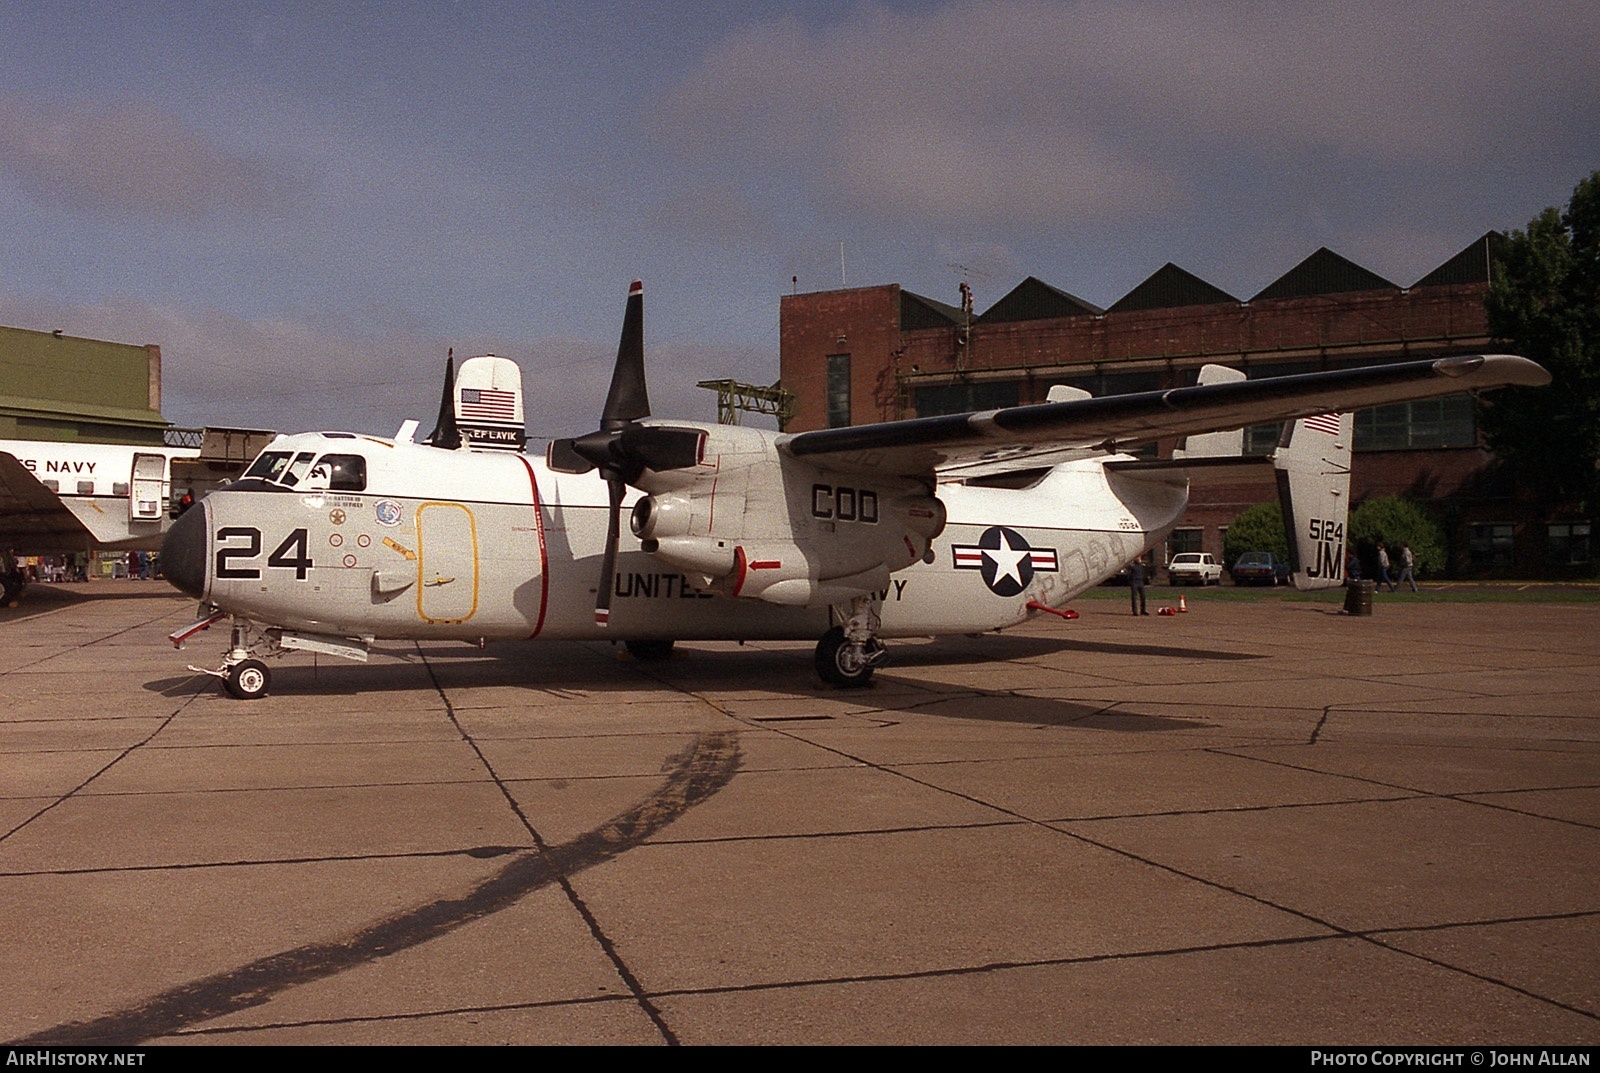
[1350,497,1446,576]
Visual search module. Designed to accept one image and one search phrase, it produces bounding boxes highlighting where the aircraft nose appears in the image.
[162,504,208,599]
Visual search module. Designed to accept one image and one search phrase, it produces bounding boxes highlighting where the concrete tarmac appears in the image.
[1,580,1597,1045]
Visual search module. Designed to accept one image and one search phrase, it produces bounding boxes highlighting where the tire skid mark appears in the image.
[15,729,740,1045]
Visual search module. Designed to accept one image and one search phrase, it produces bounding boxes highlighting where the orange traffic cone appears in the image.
[1179,594,1188,612]
[1157,606,1178,616]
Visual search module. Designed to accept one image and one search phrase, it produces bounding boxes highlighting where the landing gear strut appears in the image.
[815,594,887,688]
[180,616,280,700]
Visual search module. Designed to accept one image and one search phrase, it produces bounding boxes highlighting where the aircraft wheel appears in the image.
[814,627,876,689]
[625,639,675,661]
[224,659,271,700]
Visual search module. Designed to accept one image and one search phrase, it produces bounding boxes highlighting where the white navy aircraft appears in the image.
[162,282,1548,698]
[0,439,200,554]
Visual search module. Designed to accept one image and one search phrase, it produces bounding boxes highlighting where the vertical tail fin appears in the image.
[1173,365,1247,459]
[1273,412,1352,590]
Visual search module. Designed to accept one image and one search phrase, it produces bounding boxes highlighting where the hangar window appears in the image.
[1468,523,1516,566]
[827,354,852,428]
[914,380,1020,417]
[1548,523,1591,566]
[1354,396,1475,450]
[1168,528,1203,556]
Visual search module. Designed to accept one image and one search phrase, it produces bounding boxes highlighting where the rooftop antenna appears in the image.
[840,241,846,288]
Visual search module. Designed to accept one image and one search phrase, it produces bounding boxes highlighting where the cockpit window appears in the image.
[283,452,317,486]
[313,454,367,492]
[244,451,293,481]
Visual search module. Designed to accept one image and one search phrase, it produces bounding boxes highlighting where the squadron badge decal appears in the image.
[374,500,404,527]
[952,526,1058,597]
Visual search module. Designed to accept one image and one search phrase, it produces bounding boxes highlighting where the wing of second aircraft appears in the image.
[0,452,97,553]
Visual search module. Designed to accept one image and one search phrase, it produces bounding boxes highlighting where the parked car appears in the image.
[1168,552,1223,585]
[1230,551,1292,586]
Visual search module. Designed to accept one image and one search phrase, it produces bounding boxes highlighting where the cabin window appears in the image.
[313,454,367,492]
[77,480,95,495]
[43,479,59,492]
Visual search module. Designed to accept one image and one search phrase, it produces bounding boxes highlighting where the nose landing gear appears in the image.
[171,614,279,700]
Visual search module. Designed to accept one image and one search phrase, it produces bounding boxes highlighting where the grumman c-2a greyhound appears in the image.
[161,282,1548,698]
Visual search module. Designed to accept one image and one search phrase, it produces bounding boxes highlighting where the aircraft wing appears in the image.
[0,451,97,553]
[780,354,1549,479]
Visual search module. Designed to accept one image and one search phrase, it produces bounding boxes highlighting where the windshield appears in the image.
[1237,553,1270,564]
[241,449,322,487]
[243,451,293,482]
[1173,554,1202,564]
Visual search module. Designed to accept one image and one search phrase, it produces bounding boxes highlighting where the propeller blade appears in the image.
[600,280,649,431]
[594,473,625,627]
[423,354,461,449]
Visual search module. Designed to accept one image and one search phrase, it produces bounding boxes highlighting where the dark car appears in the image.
[1230,551,1291,586]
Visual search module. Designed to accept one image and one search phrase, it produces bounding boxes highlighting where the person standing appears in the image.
[1129,556,1149,616]
[1398,543,1417,592]
[1376,542,1396,592]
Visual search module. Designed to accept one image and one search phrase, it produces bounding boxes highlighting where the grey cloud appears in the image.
[657,1,1599,224]
[0,95,295,219]
[0,294,721,439]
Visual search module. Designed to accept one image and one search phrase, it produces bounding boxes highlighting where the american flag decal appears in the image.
[1302,412,1342,436]
[460,387,518,422]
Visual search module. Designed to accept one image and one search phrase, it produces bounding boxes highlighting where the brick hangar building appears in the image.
[779,236,1588,579]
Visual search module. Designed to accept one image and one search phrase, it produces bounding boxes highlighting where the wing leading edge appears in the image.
[780,354,1549,479]
[0,451,97,553]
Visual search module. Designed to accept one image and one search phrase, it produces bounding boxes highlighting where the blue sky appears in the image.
[2,1,1595,437]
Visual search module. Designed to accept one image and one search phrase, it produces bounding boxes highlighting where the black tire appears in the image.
[224,659,271,700]
[814,627,876,689]
[625,639,675,661]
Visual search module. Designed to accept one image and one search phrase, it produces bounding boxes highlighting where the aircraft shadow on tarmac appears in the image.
[143,633,1222,732]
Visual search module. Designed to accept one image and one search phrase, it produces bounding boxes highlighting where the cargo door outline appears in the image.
[415,502,479,623]
[131,453,167,521]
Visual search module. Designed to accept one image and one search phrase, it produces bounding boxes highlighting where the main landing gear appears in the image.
[814,594,888,689]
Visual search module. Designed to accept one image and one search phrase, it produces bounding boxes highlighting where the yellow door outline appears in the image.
[415,501,480,623]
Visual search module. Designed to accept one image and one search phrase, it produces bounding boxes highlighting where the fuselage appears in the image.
[163,430,1189,643]
[0,438,201,552]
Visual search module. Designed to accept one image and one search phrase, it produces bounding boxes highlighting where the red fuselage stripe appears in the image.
[516,455,550,638]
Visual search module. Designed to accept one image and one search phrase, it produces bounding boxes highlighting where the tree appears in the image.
[1222,501,1288,567]
[1483,171,1600,508]
[1349,497,1446,577]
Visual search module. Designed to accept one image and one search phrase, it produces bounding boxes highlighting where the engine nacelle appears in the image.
[629,425,946,607]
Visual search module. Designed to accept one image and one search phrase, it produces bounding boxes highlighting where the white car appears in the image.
[1168,552,1223,585]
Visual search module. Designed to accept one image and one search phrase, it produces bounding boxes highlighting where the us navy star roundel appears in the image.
[951,526,1059,597]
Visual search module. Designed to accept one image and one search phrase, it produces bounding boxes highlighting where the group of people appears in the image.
[1352,541,1417,592]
